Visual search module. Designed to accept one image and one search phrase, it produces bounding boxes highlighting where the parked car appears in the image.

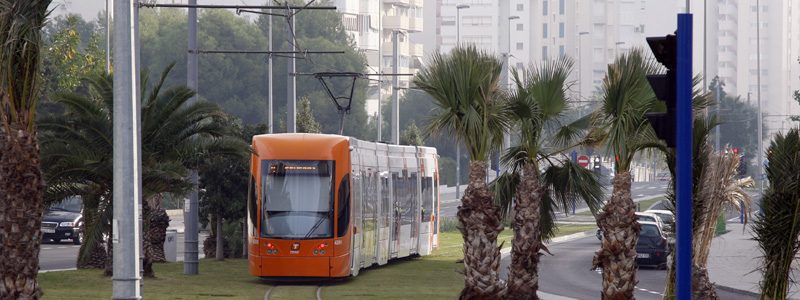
[42,196,83,244]
[635,221,670,269]
[645,209,675,233]
[596,212,665,241]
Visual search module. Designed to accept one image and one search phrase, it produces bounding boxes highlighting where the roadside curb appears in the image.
[39,268,77,273]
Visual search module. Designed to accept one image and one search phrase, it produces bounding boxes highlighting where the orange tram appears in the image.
[247,133,441,279]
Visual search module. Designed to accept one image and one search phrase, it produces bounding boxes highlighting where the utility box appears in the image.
[165,229,178,262]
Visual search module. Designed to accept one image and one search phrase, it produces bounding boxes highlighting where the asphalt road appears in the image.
[500,235,755,299]
[39,232,204,271]
[39,242,80,272]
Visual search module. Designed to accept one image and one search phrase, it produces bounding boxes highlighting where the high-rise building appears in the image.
[713,0,800,136]
[335,0,425,115]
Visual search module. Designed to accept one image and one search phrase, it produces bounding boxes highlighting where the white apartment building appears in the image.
[712,0,800,137]
[335,0,425,115]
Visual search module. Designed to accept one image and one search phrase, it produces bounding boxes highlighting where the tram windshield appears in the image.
[261,160,334,239]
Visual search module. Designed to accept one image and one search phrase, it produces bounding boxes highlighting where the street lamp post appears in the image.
[455,3,469,199]
[502,16,520,170]
[577,31,589,100]
[756,0,764,194]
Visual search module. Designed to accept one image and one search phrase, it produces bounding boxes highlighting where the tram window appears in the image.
[337,174,351,237]
[261,160,335,239]
[248,175,257,236]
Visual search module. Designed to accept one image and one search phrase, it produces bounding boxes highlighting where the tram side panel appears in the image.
[376,143,391,266]
[349,144,363,276]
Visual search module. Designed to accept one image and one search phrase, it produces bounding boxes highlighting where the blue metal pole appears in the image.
[675,13,693,299]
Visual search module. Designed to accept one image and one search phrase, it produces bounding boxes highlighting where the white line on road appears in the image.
[648,186,657,189]
[636,194,646,197]
[264,286,274,300]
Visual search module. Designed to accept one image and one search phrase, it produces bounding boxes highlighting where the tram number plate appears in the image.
[637,253,650,259]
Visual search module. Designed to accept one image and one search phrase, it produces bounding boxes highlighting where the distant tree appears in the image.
[710,77,767,177]
[199,122,263,260]
[39,14,105,116]
[400,121,423,146]
[297,97,321,134]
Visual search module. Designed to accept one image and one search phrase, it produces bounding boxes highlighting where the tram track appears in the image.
[263,284,323,300]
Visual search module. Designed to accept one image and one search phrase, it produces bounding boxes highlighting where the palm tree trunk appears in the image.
[506,161,543,299]
[77,194,106,269]
[216,215,224,261]
[146,194,169,263]
[692,264,718,299]
[0,128,45,299]
[142,202,155,277]
[458,161,505,299]
[593,171,639,300]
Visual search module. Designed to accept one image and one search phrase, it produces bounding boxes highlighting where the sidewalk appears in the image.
[708,222,800,299]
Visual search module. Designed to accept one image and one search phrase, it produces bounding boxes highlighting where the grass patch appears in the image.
[40,224,594,299]
[637,196,667,211]
[39,259,265,299]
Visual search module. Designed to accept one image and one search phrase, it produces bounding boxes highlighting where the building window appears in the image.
[559,45,565,56]
[516,42,524,50]
[542,46,548,60]
[559,22,565,38]
[543,23,548,38]
[543,0,548,16]
[516,23,524,31]
[559,0,565,14]
[517,3,524,11]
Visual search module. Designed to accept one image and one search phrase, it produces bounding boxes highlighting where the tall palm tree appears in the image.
[753,128,800,300]
[0,1,52,298]
[39,65,247,277]
[495,57,605,299]
[414,45,511,299]
[590,49,661,299]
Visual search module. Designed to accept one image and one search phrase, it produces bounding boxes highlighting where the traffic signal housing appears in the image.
[645,34,678,148]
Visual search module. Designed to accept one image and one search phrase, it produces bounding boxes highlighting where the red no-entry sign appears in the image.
[577,155,590,168]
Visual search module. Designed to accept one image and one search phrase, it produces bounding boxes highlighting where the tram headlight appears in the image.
[313,249,318,255]
[320,250,325,255]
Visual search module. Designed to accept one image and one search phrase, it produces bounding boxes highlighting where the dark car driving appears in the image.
[636,221,670,269]
[42,196,83,244]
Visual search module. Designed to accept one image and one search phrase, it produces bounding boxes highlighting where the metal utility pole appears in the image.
[377,1,383,142]
[502,16,519,156]
[287,9,297,133]
[112,0,141,298]
[578,32,589,100]
[184,0,199,275]
[391,30,400,145]
[676,13,694,299]
[106,0,111,73]
[455,4,469,199]
[756,0,764,194]
[715,81,721,150]
[268,10,273,133]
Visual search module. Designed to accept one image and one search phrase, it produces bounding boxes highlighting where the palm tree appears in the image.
[0,1,52,298]
[589,49,661,299]
[39,65,247,277]
[753,128,800,300]
[414,45,511,299]
[494,57,605,299]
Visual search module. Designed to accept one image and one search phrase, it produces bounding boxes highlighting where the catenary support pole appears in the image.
[287,9,297,133]
[268,10,273,133]
[184,0,200,275]
[675,13,694,300]
[715,81,721,150]
[391,30,400,145]
[106,0,112,74]
[756,0,764,195]
[112,0,142,298]
[377,1,383,142]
